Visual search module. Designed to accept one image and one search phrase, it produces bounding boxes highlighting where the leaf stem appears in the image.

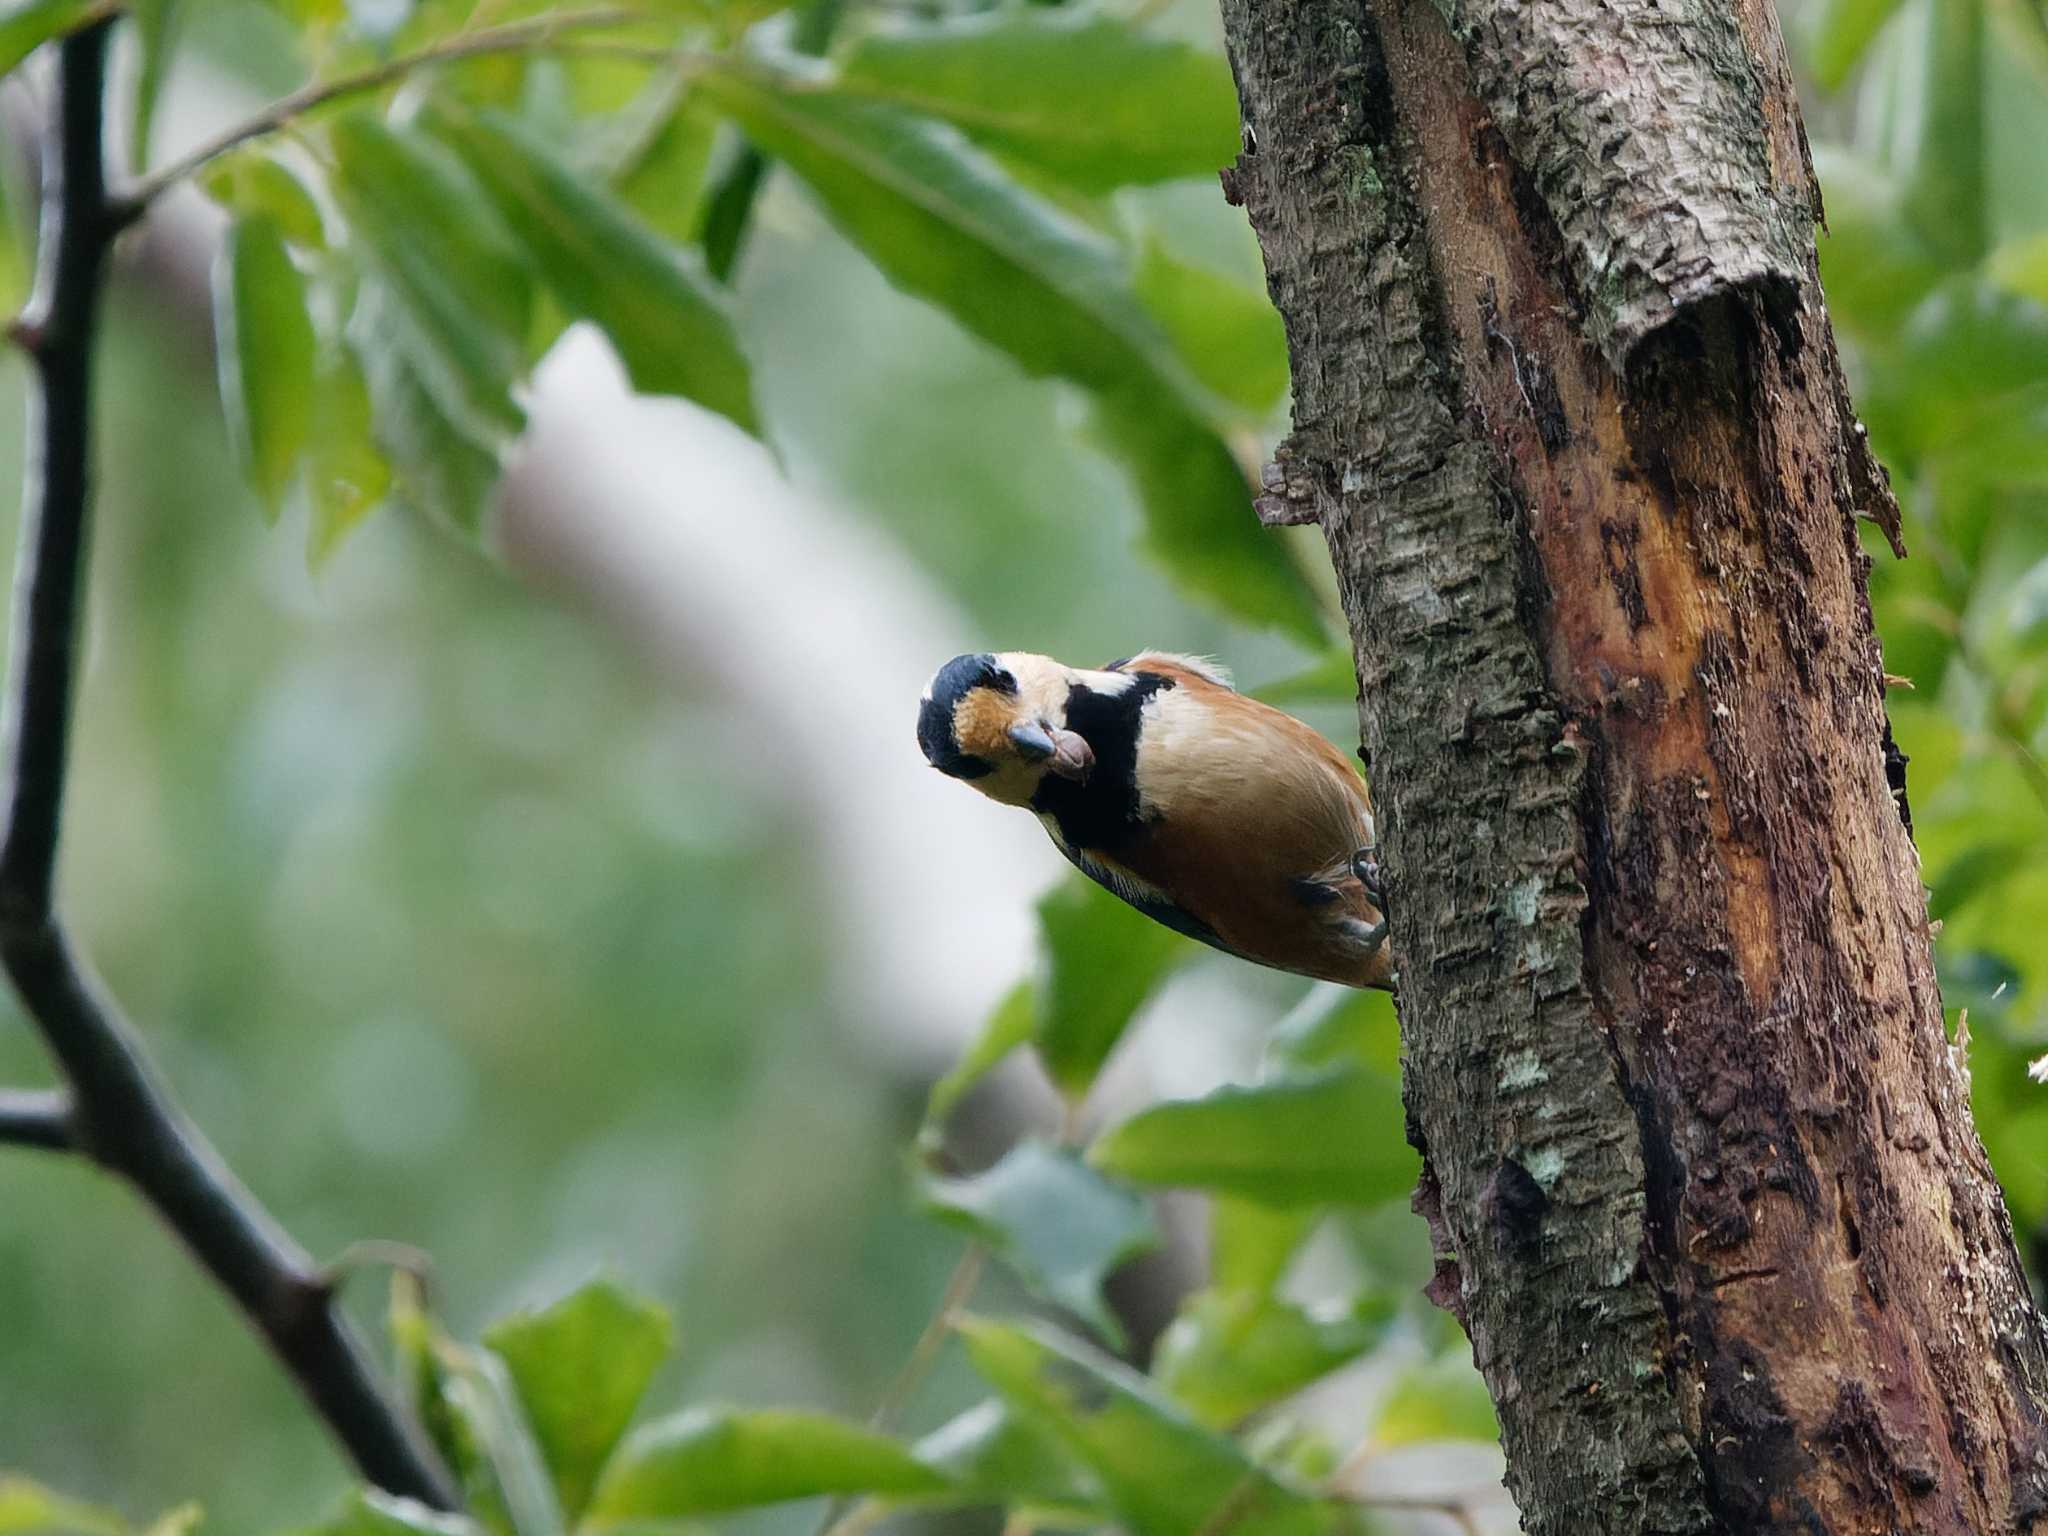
[2,23,457,1509]
[123,6,660,210]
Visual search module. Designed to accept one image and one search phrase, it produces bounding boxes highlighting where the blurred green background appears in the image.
[0,0,2046,1530]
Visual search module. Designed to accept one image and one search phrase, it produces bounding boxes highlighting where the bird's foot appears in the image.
[1351,849,1387,912]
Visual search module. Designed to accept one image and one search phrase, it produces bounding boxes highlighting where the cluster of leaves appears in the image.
[1793,0,2048,1242]
[5,882,1493,1536]
[0,0,1321,646]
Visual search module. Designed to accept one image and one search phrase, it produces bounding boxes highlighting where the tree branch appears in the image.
[0,1086,73,1150]
[122,6,660,211]
[2,24,457,1510]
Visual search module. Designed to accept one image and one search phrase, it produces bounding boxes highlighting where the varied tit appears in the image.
[917,651,1392,990]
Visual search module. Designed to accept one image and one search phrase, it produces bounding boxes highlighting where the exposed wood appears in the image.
[1220,0,2048,1529]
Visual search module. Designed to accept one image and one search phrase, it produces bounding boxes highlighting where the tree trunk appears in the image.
[1218,1,2048,1531]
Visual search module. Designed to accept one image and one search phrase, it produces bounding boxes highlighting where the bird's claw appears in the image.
[1351,850,1387,913]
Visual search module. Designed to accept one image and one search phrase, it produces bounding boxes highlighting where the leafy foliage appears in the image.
[109,0,1327,642]
[13,0,2048,1532]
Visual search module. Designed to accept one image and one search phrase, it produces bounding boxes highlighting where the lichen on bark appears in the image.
[1222,0,2048,1529]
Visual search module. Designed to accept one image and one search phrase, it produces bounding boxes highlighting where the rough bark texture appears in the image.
[1220,1,2048,1532]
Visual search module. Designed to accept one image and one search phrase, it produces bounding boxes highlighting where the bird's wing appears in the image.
[1047,833,1253,962]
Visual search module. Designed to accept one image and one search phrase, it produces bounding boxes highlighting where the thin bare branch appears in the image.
[123,6,663,210]
[1,24,456,1509]
[0,1086,72,1150]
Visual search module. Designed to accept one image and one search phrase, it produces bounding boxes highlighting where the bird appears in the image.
[916,650,1392,989]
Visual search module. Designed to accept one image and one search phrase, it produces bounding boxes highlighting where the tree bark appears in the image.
[1219,1,2048,1531]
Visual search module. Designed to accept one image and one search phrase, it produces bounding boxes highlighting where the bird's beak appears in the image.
[1009,720,1094,782]
[1008,721,1057,761]
[1048,728,1094,783]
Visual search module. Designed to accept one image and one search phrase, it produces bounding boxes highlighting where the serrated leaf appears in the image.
[214,214,316,520]
[1154,1288,1392,1427]
[1089,391,1327,645]
[921,1140,1157,1346]
[428,106,757,431]
[922,978,1036,1142]
[1133,240,1287,417]
[327,112,530,435]
[1033,874,1188,1099]
[911,1400,1102,1520]
[1090,1067,1417,1207]
[835,12,1240,192]
[587,1407,946,1521]
[0,0,96,81]
[957,1317,1351,1536]
[483,1278,675,1523]
[1372,1355,1499,1447]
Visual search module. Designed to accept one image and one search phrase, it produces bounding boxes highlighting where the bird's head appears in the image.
[917,651,1095,806]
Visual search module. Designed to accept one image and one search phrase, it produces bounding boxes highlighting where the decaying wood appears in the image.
[1219,0,2048,1530]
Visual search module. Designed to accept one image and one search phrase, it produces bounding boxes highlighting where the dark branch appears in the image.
[0,25,456,1510]
[0,1086,73,1150]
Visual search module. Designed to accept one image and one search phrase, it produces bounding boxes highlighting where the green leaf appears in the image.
[1090,1067,1418,1207]
[484,1278,676,1523]
[203,154,328,249]
[428,106,758,432]
[1089,391,1327,646]
[1800,0,1911,91]
[0,1477,129,1536]
[957,1317,1350,1536]
[922,978,1036,1142]
[1133,240,1288,417]
[1898,0,1986,270]
[389,1274,538,1536]
[1810,146,1944,336]
[1154,1288,1391,1428]
[213,215,316,520]
[1209,1198,1317,1295]
[295,1491,483,1536]
[835,12,1240,192]
[1929,840,2043,920]
[305,343,391,565]
[614,97,721,247]
[699,64,1191,396]
[129,0,183,173]
[349,279,504,535]
[1032,874,1188,1099]
[0,0,96,81]
[588,1407,947,1521]
[912,1399,1102,1520]
[699,62,1326,639]
[921,1140,1157,1346]
[327,112,530,435]
[1372,1355,1499,1447]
